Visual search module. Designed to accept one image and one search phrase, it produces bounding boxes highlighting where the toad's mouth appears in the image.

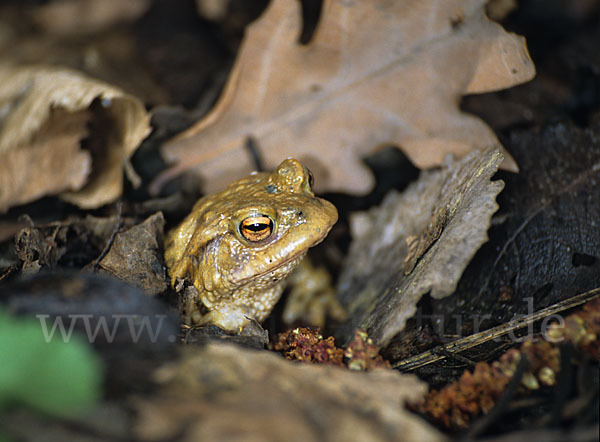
[234,250,307,286]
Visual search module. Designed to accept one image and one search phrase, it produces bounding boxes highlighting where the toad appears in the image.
[164,158,338,331]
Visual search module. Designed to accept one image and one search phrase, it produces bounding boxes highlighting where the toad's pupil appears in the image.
[240,216,273,241]
[246,223,268,231]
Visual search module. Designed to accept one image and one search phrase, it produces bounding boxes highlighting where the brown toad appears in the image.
[164,158,338,331]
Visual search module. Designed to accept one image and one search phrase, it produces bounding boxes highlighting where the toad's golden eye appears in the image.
[239,215,274,242]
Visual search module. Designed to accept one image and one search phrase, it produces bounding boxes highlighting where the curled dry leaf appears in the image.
[132,343,444,442]
[0,65,151,212]
[0,107,91,212]
[156,0,534,195]
[335,147,504,347]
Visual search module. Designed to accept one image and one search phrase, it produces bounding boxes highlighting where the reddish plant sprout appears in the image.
[272,327,344,366]
[546,297,600,359]
[344,330,391,371]
[272,328,392,370]
[415,298,599,430]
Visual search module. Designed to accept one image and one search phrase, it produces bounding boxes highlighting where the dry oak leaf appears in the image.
[156,0,534,195]
[0,65,151,211]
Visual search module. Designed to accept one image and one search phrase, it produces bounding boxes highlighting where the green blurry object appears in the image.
[0,310,102,417]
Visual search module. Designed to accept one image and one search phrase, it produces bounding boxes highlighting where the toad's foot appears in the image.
[283,259,347,328]
[194,306,253,332]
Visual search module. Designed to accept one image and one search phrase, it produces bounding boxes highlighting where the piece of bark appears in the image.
[183,323,269,350]
[335,147,504,346]
[97,212,168,296]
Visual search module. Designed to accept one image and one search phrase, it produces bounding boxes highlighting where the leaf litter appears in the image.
[1,1,596,441]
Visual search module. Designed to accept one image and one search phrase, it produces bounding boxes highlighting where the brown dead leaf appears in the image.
[335,147,504,347]
[132,343,444,442]
[0,65,151,211]
[156,0,534,195]
[97,212,168,295]
[0,108,91,212]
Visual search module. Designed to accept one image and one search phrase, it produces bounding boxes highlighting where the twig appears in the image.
[92,200,123,272]
[245,136,264,172]
[0,264,19,283]
[547,344,575,424]
[393,288,600,371]
[432,347,478,367]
